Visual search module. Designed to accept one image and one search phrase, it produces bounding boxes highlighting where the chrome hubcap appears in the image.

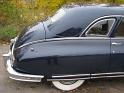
[59,80,77,85]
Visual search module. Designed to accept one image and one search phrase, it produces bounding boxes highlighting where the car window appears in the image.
[46,20,83,37]
[86,18,115,37]
[114,17,124,37]
[56,28,82,37]
[44,9,86,38]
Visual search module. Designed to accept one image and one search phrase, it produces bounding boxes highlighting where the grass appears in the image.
[0,25,17,42]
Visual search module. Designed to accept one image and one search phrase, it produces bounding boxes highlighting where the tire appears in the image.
[52,80,85,91]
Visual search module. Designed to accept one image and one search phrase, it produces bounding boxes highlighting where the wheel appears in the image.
[52,80,85,91]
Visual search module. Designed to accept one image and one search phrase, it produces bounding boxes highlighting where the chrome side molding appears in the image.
[52,74,90,78]
[49,72,124,81]
[112,42,122,46]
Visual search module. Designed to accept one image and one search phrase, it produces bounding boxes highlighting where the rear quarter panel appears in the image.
[14,37,110,76]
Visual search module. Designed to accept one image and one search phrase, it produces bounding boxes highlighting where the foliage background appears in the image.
[0,0,124,42]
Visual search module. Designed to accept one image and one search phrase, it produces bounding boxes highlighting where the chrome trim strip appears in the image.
[47,77,90,81]
[85,18,116,36]
[91,72,124,76]
[9,77,41,82]
[48,74,124,81]
[91,75,124,79]
[52,74,90,78]
[52,72,124,78]
[3,55,44,82]
[111,37,124,39]
[49,72,124,81]
[16,37,110,50]
[16,39,46,49]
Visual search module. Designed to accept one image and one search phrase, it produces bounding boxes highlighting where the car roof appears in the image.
[43,5,124,38]
[63,4,124,17]
[55,4,124,33]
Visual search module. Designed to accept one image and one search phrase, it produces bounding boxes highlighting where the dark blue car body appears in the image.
[5,5,124,81]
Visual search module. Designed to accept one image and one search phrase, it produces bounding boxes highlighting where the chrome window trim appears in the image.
[79,15,122,37]
[85,18,116,37]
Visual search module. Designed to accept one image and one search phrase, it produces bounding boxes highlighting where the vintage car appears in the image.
[3,4,124,91]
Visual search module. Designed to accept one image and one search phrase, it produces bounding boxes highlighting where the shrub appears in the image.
[0,25,17,42]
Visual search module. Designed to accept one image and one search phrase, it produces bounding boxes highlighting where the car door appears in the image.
[83,17,116,74]
[110,17,124,73]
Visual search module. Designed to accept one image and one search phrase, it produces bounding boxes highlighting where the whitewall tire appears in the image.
[52,80,85,91]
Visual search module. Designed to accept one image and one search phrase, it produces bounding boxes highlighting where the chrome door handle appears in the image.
[112,42,122,46]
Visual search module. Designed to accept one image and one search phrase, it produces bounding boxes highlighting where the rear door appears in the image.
[110,17,124,72]
[84,17,116,74]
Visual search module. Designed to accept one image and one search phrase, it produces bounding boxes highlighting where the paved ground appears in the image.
[1,44,124,93]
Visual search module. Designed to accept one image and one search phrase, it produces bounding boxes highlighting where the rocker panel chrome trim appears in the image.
[91,75,124,79]
[52,74,90,78]
[48,75,124,81]
[92,72,124,76]
[49,72,124,81]
[47,77,90,81]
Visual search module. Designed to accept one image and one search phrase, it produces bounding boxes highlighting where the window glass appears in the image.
[86,19,115,37]
[115,18,124,37]
[56,28,82,37]
[44,9,85,38]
